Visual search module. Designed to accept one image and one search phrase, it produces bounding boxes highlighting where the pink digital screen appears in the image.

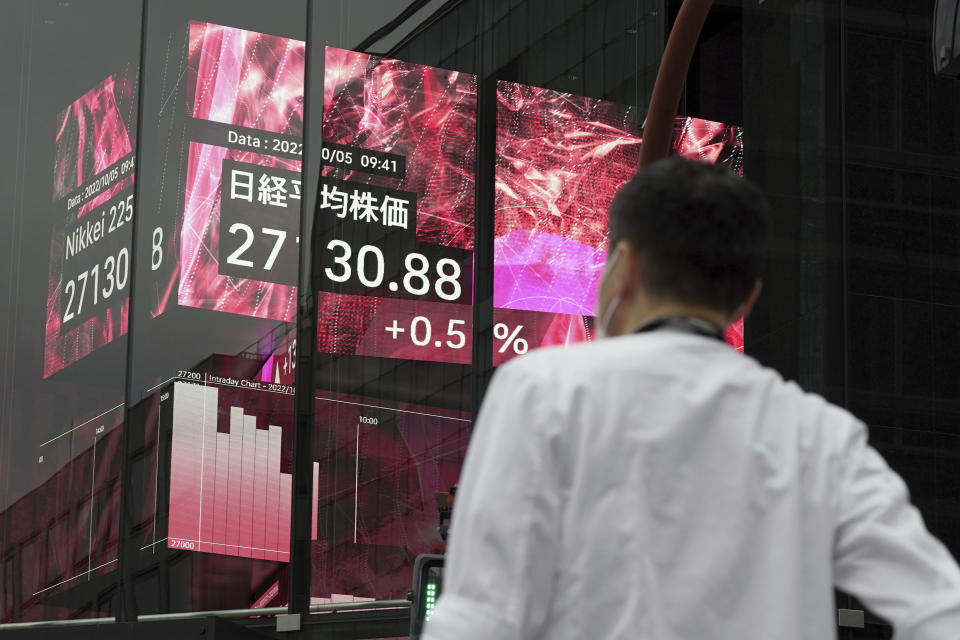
[44,70,137,377]
[315,47,476,365]
[177,21,305,321]
[493,80,745,364]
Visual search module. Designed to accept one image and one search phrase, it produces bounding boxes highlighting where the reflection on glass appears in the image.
[492,80,746,365]
[309,47,477,603]
[177,21,305,320]
[0,0,140,622]
[316,47,477,365]
[166,379,312,561]
[313,393,470,600]
[5,400,125,603]
[45,68,138,378]
[126,0,306,614]
[129,325,297,610]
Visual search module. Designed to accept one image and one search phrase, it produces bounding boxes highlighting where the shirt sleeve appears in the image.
[833,420,960,638]
[423,360,563,640]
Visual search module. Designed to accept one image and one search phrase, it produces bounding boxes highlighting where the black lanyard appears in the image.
[634,316,727,342]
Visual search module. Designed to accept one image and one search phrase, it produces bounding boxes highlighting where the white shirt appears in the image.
[424,330,960,640]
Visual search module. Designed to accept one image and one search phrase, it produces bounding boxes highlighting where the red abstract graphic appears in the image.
[44,72,136,377]
[52,75,136,201]
[316,48,476,363]
[493,81,744,364]
[321,47,476,249]
[178,22,304,321]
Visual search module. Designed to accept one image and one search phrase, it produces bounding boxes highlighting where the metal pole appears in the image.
[471,0,495,419]
[0,599,411,630]
[114,0,152,621]
[288,0,318,615]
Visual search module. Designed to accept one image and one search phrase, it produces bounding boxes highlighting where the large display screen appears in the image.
[174,21,305,320]
[493,81,745,365]
[43,67,138,377]
[315,47,477,365]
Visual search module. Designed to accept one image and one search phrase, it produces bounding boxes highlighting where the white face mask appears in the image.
[595,247,623,340]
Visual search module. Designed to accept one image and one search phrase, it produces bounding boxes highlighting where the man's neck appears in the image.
[616,302,729,336]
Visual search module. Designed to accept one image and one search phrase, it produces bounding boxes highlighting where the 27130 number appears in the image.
[62,247,130,324]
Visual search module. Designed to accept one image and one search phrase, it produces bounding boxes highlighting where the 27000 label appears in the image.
[168,538,197,550]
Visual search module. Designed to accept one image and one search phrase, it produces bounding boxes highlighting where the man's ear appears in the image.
[617,240,640,294]
[731,280,762,322]
[612,241,639,294]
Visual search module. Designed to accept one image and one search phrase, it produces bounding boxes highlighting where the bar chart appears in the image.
[168,381,317,561]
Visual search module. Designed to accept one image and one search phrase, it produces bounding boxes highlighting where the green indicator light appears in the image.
[423,577,440,622]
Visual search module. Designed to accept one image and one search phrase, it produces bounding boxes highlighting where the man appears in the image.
[424,157,960,639]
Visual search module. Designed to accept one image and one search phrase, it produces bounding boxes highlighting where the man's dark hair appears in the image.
[608,156,768,316]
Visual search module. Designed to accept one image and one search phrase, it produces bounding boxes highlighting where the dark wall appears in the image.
[841,1,960,635]
[739,1,960,637]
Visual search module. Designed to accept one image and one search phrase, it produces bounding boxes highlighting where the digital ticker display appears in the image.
[43,68,138,377]
[493,80,745,364]
[176,21,305,320]
[315,47,477,365]
[158,47,477,606]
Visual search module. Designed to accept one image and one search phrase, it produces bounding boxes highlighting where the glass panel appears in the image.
[296,0,664,615]
[0,0,141,622]
[838,2,960,631]
[124,0,307,614]
[308,45,477,603]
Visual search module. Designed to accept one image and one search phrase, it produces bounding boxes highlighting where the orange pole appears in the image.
[639,0,714,168]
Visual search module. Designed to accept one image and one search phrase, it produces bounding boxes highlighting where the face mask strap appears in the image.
[598,294,622,337]
[597,247,623,338]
